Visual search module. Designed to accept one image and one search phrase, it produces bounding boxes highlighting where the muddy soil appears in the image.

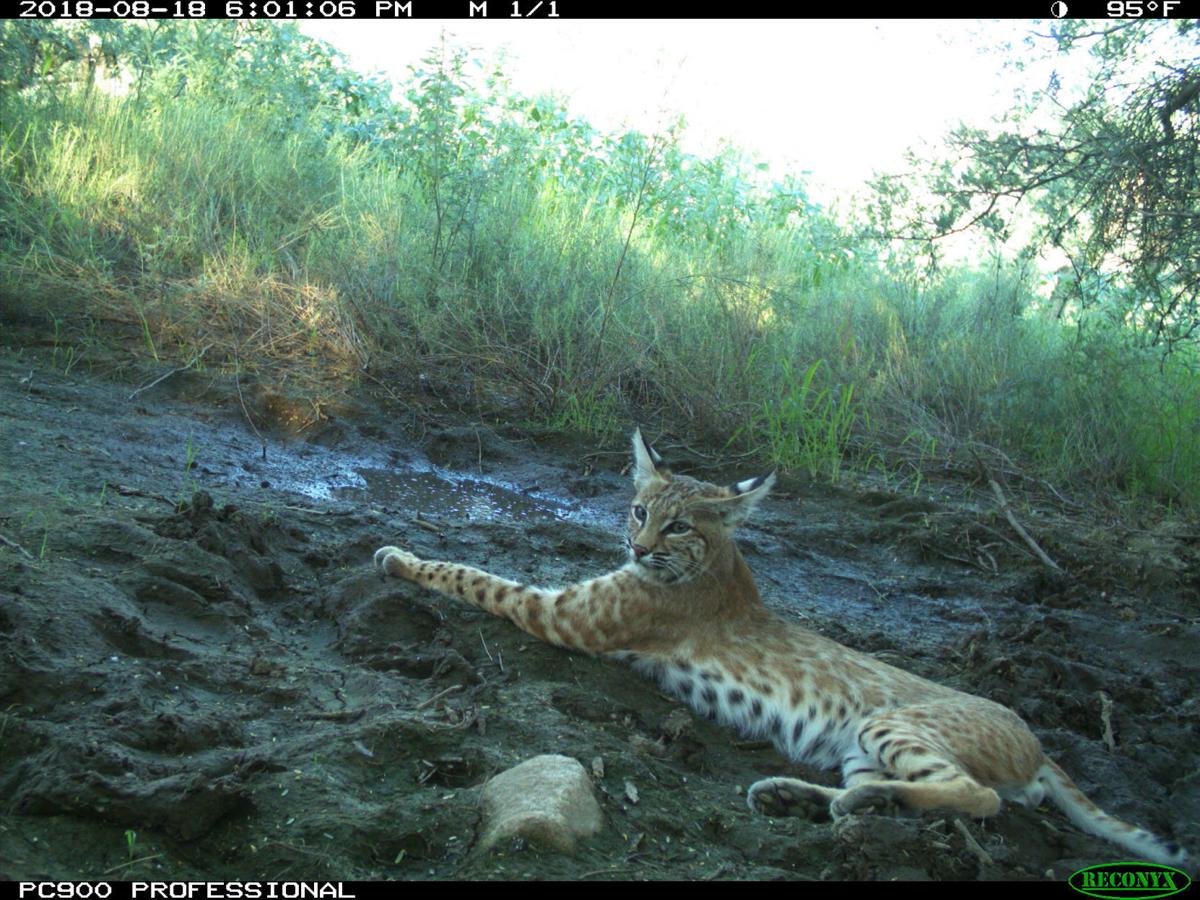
[1,337,1197,882]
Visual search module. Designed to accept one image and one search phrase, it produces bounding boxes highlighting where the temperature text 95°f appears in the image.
[1108,0,1181,14]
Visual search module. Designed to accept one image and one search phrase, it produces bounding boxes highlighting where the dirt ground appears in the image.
[1,331,1197,882]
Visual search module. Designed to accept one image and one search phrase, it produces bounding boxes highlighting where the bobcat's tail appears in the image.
[1037,759,1187,867]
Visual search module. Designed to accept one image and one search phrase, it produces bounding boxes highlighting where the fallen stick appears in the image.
[953,818,995,868]
[127,344,211,400]
[414,517,443,535]
[101,854,166,875]
[278,504,358,517]
[0,532,34,559]
[1099,691,1116,753]
[415,683,463,710]
[987,477,1064,573]
[233,350,267,461]
[105,482,175,507]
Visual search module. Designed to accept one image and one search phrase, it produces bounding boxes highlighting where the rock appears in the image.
[479,754,603,855]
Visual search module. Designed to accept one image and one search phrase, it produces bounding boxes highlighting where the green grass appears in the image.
[1,87,1197,508]
[178,433,199,500]
[750,358,857,481]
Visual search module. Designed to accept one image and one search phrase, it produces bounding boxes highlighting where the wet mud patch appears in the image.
[1,343,1197,880]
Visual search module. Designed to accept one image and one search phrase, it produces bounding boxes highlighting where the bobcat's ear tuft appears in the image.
[731,472,775,499]
[704,471,775,528]
[631,428,669,490]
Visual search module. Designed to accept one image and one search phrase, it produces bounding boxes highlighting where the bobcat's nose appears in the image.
[632,543,650,560]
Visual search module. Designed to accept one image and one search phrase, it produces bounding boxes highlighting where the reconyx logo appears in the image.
[1069,862,1192,899]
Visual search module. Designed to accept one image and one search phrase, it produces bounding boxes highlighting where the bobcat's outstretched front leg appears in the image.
[375,545,644,655]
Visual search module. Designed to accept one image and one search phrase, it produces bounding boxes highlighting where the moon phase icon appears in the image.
[1051,0,1068,15]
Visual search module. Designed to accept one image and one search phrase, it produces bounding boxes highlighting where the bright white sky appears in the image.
[300,20,1059,208]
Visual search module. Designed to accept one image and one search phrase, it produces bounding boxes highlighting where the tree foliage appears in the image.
[0,20,853,284]
[870,21,1200,353]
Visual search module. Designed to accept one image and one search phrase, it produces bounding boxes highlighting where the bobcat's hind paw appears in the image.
[748,777,836,822]
[375,545,420,580]
[830,782,905,819]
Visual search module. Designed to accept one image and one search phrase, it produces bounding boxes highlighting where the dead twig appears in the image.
[987,477,1064,573]
[105,482,175,507]
[233,350,267,461]
[657,440,761,465]
[127,344,211,401]
[953,819,995,868]
[479,629,494,665]
[970,520,1030,558]
[1040,478,1086,512]
[477,628,506,672]
[927,547,996,574]
[970,446,1064,574]
[1099,691,1116,753]
[415,683,463,710]
[578,867,636,880]
[101,854,166,875]
[0,532,34,559]
[357,366,408,405]
[279,504,357,517]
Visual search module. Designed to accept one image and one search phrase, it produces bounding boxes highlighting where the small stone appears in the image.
[624,780,639,804]
[479,755,603,855]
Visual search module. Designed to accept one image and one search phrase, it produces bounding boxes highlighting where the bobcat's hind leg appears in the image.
[830,705,1012,820]
[832,775,1000,819]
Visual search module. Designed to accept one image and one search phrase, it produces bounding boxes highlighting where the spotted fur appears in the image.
[375,429,1187,867]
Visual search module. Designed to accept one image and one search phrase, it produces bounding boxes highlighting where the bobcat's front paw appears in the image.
[375,545,421,580]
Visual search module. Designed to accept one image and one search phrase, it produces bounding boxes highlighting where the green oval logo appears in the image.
[1069,862,1192,900]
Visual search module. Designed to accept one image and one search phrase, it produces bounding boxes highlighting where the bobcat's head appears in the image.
[625,429,773,584]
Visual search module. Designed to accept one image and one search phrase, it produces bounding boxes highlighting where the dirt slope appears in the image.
[1,342,1196,881]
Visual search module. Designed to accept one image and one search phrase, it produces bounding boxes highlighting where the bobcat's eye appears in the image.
[662,520,691,536]
[632,504,647,523]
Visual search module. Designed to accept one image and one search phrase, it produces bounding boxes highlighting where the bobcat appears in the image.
[374,429,1187,867]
